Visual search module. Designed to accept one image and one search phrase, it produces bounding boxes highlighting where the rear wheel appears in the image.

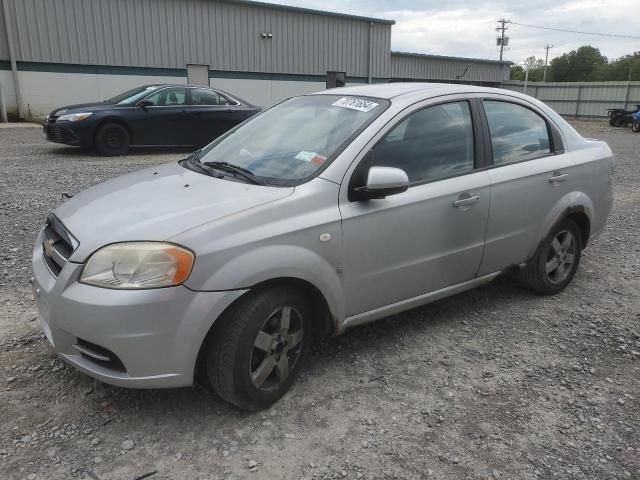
[613,117,628,127]
[518,219,582,295]
[632,121,640,133]
[95,123,130,156]
[205,286,311,411]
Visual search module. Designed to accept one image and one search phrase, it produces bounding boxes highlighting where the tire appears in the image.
[632,121,640,133]
[95,123,131,156]
[613,117,628,128]
[518,219,583,295]
[205,286,312,411]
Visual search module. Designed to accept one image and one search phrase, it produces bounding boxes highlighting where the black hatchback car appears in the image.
[43,84,261,155]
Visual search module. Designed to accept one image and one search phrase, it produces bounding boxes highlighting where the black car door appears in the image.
[188,88,248,146]
[126,87,193,146]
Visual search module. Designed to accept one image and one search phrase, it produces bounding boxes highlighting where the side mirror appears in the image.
[137,99,154,109]
[355,166,410,199]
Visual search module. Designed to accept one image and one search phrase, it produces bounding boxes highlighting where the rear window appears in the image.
[484,101,551,165]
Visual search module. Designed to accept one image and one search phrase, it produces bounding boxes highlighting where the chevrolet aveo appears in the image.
[32,84,613,411]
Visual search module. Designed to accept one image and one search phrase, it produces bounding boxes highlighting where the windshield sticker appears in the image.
[295,151,317,162]
[295,151,327,166]
[332,97,379,112]
[310,154,327,166]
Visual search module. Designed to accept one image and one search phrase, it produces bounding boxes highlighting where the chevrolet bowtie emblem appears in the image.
[43,238,55,258]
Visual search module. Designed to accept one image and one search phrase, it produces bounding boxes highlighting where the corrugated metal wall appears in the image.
[0,2,9,60]
[0,0,392,78]
[502,80,640,118]
[390,53,509,84]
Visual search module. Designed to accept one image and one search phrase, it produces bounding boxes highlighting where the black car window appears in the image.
[483,100,551,165]
[191,88,230,106]
[108,85,162,104]
[144,88,187,106]
[370,101,475,183]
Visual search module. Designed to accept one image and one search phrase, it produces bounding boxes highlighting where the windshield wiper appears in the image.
[201,161,264,185]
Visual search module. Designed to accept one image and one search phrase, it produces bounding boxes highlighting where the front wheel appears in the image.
[205,286,311,411]
[95,123,131,156]
[632,121,640,133]
[518,219,583,295]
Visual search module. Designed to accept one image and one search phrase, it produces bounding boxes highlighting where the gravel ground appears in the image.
[0,122,638,480]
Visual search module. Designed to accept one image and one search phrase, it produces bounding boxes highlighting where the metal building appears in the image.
[391,52,510,85]
[0,0,510,119]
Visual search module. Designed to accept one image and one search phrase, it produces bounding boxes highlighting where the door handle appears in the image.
[548,172,568,184]
[452,195,480,207]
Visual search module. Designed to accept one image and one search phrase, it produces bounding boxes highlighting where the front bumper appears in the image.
[31,229,246,388]
[42,120,93,147]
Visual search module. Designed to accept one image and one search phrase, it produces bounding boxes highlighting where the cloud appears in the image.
[262,0,638,63]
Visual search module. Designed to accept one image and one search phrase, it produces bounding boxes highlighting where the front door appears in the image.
[339,99,491,317]
[127,87,192,146]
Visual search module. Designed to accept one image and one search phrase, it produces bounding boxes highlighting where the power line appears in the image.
[507,21,640,40]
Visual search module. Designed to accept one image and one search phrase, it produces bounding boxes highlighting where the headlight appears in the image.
[80,242,194,289]
[57,112,93,122]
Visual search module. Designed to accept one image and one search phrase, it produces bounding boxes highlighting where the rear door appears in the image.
[188,88,247,145]
[126,87,192,145]
[339,96,491,316]
[477,96,576,275]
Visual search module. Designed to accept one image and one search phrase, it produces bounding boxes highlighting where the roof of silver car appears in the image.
[313,82,495,100]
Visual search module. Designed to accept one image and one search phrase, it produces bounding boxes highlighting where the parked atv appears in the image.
[608,105,640,127]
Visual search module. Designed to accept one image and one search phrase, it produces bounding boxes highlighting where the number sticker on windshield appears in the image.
[295,151,327,166]
[332,97,379,113]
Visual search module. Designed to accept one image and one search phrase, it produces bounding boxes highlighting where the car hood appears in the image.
[49,102,124,117]
[53,162,294,262]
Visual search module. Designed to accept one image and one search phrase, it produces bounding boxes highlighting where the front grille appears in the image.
[46,126,65,142]
[42,215,78,277]
[74,338,126,372]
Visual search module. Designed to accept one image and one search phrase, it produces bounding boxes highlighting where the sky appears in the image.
[264,0,639,65]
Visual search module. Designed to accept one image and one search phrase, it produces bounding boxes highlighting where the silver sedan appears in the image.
[32,83,613,410]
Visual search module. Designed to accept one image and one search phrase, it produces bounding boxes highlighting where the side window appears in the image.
[483,100,551,165]
[191,88,228,106]
[370,101,475,183]
[143,88,187,106]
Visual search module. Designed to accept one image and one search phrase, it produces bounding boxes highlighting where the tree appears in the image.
[549,46,607,82]
[592,51,640,81]
[510,56,545,81]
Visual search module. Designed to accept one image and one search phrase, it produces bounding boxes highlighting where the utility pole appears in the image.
[496,18,509,62]
[543,44,554,82]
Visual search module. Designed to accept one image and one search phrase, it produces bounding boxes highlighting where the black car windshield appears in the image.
[197,95,388,182]
[107,86,162,104]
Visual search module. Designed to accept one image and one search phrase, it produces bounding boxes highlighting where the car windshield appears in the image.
[196,95,388,183]
[107,86,162,105]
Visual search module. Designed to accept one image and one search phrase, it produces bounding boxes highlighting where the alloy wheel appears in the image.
[545,229,576,284]
[249,306,304,391]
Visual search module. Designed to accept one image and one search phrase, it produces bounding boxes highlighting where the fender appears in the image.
[531,190,594,259]
[191,244,345,322]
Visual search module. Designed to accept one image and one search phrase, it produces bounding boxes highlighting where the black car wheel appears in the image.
[613,117,628,128]
[205,285,311,411]
[95,123,131,156]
